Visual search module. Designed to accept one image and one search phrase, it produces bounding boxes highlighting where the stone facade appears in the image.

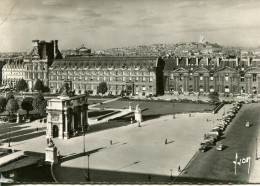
[49,56,165,96]
[46,94,88,140]
[23,40,63,90]
[2,58,24,88]
[163,56,260,96]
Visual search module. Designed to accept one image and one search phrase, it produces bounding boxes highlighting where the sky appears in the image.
[0,0,260,52]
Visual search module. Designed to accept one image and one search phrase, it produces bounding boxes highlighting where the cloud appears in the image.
[77,7,101,17]
[9,13,38,21]
[41,0,72,6]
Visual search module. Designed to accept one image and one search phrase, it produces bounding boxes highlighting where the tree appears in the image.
[43,86,50,93]
[34,79,44,92]
[16,79,28,92]
[21,97,34,116]
[0,97,7,113]
[97,82,108,96]
[32,93,45,110]
[6,99,19,116]
[7,94,14,100]
[208,92,220,103]
[38,100,47,116]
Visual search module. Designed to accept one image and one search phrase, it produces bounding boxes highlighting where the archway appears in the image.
[179,85,183,94]
[53,125,59,138]
[199,85,204,92]
[210,86,214,92]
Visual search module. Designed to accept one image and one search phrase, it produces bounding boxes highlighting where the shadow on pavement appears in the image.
[51,165,244,184]
[61,147,104,163]
[87,121,130,134]
[10,131,46,142]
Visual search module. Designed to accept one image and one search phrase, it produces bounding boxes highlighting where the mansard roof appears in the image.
[51,56,159,70]
[163,57,177,71]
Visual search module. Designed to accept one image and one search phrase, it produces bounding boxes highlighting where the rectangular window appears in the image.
[149,77,153,82]
[142,77,146,82]
[142,86,146,91]
[241,75,245,82]
[253,74,257,82]
[210,76,214,81]
[136,77,139,81]
[123,77,126,82]
[129,77,132,81]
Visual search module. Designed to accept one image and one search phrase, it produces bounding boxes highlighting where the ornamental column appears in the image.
[64,111,69,140]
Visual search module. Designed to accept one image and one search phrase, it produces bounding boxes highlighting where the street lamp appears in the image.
[8,126,11,147]
[170,169,173,180]
[173,102,175,119]
[256,137,258,160]
[87,154,90,181]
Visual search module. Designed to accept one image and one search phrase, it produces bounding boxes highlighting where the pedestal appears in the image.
[45,147,58,164]
[135,111,142,122]
[63,132,69,140]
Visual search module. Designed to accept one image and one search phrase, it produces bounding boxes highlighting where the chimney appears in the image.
[236,58,238,66]
[196,58,198,66]
[217,57,220,66]
[54,40,58,56]
[248,57,250,66]
[206,58,209,66]
[176,57,179,66]
[186,57,189,66]
[32,40,39,47]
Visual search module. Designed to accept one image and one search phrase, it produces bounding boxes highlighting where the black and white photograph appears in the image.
[0,0,260,184]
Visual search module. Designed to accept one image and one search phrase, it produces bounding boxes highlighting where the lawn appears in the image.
[94,100,217,121]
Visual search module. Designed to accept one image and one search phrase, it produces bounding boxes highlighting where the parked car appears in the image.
[216,144,224,151]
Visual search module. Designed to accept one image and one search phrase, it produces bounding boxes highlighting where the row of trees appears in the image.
[0,93,47,117]
[16,79,50,93]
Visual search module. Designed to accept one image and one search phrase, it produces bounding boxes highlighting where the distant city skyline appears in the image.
[1,0,260,52]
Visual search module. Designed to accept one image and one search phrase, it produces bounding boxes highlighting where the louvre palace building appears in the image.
[163,56,260,96]
[49,56,165,96]
[2,39,260,97]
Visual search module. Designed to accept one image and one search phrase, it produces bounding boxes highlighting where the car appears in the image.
[216,144,224,151]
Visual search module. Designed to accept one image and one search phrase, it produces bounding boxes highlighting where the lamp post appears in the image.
[173,102,175,119]
[170,169,173,181]
[256,137,258,160]
[87,154,90,181]
[8,126,11,147]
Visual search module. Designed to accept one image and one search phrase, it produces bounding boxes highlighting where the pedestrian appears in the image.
[165,138,168,144]
[206,118,208,122]
[148,174,151,183]
[110,140,112,145]
[178,165,181,172]
[138,121,141,127]
[189,113,191,117]
[36,127,38,131]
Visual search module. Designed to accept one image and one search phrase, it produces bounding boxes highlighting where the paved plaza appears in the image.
[2,101,260,183]
[50,104,233,183]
